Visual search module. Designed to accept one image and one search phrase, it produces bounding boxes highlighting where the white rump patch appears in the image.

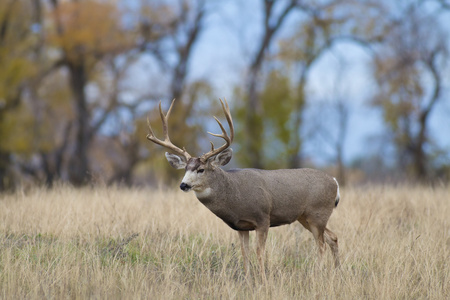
[333,177,340,204]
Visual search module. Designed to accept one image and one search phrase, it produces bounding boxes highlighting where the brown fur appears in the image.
[186,161,340,280]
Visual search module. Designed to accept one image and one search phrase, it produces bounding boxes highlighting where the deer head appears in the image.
[147,98,234,193]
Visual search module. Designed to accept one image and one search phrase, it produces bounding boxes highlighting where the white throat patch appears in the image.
[195,187,212,199]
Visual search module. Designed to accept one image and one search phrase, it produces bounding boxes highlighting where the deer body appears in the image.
[147,99,340,281]
[193,167,338,232]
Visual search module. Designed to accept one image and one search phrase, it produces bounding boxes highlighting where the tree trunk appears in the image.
[0,150,13,191]
[412,113,428,181]
[336,101,348,186]
[244,0,296,169]
[67,62,90,185]
[288,79,306,169]
[245,67,264,168]
[411,56,441,182]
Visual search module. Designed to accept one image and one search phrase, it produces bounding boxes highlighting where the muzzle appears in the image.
[180,182,191,191]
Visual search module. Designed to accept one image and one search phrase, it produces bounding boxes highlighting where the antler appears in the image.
[201,98,234,162]
[146,99,191,161]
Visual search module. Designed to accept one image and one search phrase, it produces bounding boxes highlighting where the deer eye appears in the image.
[197,169,205,174]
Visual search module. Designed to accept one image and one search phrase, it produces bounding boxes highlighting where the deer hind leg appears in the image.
[324,227,340,268]
[298,218,325,263]
[238,231,250,274]
[255,226,269,283]
[309,224,327,267]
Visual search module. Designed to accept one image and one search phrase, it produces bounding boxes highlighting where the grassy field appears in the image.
[0,184,449,299]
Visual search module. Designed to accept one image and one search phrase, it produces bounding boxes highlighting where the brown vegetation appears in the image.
[0,185,448,298]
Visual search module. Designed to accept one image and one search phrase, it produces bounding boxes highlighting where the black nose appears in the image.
[180,182,191,191]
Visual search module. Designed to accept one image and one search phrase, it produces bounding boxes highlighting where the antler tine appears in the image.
[220,98,234,143]
[201,98,234,161]
[147,116,155,138]
[160,99,175,138]
[146,99,191,160]
[208,116,229,140]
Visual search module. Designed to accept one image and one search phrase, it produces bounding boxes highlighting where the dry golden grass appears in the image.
[0,184,449,299]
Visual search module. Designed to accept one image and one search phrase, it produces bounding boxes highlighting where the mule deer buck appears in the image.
[146,98,340,280]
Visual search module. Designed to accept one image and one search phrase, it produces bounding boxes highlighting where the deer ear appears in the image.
[211,148,233,166]
[165,152,186,169]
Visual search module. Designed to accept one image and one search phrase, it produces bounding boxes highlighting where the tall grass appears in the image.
[0,184,449,299]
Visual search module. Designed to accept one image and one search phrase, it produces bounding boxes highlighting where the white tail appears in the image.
[334,177,340,207]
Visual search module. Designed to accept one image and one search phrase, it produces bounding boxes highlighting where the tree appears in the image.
[136,0,210,181]
[48,0,133,185]
[0,0,210,187]
[239,0,387,169]
[0,0,38,190]
[242,0,298,168]
[372,2,449,180]
[76,0,211,185]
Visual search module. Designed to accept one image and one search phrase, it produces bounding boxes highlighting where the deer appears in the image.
[146,98,340,281]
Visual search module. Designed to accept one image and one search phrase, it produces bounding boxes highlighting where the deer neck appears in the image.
[194,167,232,202]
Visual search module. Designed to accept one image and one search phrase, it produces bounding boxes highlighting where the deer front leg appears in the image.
[255,226,269,283]
[238,231,250,274]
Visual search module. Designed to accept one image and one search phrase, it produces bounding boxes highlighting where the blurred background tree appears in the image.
[0,0,38,189]
[0,0,448,190]
[48,0,134,185]
[372,2,449,181]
